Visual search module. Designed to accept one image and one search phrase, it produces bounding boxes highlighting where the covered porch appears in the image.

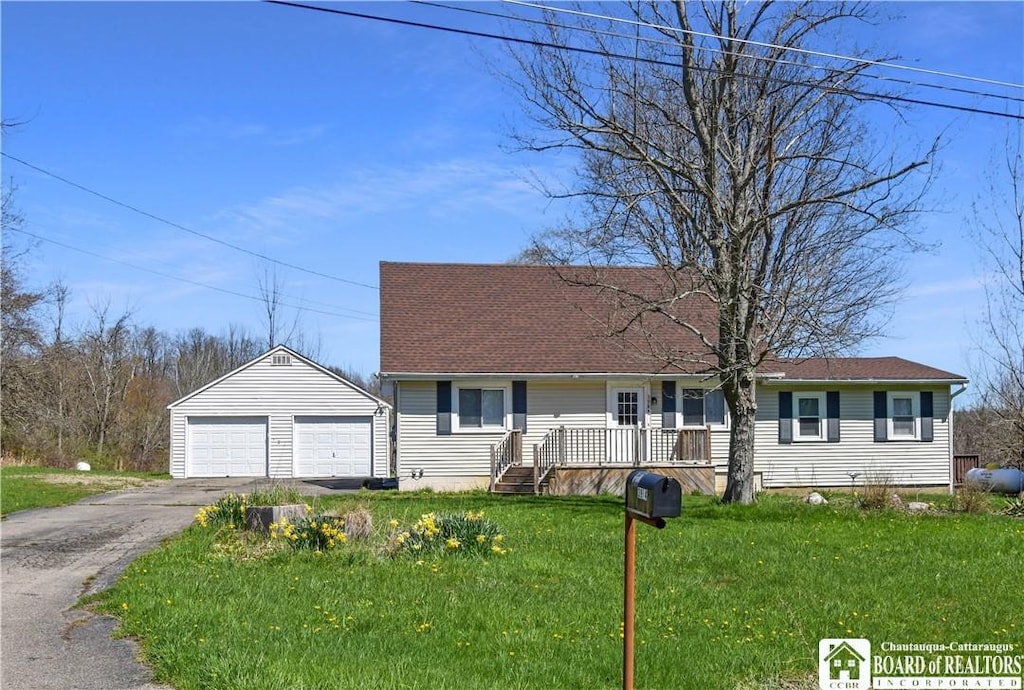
[489,426,716,496]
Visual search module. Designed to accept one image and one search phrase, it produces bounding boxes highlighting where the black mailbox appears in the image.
[625,470,681,523]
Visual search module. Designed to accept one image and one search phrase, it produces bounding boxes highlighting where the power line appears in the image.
[504,0,1024,91]
[417,0,1023,107]
[264,0,1024,121]
[7,226,379,322]
[1,152,380,290]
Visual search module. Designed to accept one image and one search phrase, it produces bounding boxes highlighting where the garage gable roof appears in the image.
[167,345,391,409]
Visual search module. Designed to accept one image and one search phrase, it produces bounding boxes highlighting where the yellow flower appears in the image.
[388,519,400,529]
[493,534,504,544]
[446,537,461,550]
[476,534,487,544]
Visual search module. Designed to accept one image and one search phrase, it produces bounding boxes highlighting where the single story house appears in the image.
[168,345,391,480]
[379,262,968,494]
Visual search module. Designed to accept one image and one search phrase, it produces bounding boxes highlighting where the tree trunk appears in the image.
[721,371,758,504]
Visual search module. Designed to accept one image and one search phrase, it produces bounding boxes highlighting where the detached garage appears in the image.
[168,346,391,480]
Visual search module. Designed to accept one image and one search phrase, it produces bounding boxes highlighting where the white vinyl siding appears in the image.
[393,378,952,491]
[396,380,607,479]
[169,349,390,479]
[752,385,951,488]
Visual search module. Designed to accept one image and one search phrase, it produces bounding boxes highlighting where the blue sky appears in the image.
[2,2,1022,394]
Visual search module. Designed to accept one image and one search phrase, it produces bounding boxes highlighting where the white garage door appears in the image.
[294,416,372,477]
[187,417,267,477]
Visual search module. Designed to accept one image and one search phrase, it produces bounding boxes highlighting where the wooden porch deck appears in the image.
[490,427,716,496]
[546,464,715,496]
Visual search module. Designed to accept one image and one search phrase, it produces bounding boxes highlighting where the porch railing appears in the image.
[536,426,711,467]
[533,431,561,493]
[488,429,523,491]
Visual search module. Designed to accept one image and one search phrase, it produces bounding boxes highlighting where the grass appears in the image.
[94,491,1023,690]
[0,465,167,516]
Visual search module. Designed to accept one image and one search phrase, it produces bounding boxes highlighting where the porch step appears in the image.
[491,466,551,495]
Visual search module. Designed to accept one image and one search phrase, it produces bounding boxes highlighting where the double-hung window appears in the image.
[887,392,919,440]
[794,392,826,441]
[456,387,506,430]
[680,388,728,427]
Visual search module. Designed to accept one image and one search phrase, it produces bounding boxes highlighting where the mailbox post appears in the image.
[623,470,681,690]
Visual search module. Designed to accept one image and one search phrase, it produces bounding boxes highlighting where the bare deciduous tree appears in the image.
[256,264,322,360]
[1,184,48,457]
[257,264,303,350]
[79,302,136,467]
[508,1,932,503]
[968,135,1024,469]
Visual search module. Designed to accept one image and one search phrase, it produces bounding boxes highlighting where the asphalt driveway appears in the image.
[0,477,333,690]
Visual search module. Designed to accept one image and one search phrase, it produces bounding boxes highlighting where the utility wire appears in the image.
[264,0,1024,121]
[417,0,1023,107]
[1,152,380,291]
[7,226,379,322]
[504,0,1024,91]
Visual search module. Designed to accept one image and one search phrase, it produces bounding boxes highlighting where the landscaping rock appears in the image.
[804,492,828,505]
[245,504,308,533]
[906,501,931,513]
[75,461,91,472]
[889,493,904,509]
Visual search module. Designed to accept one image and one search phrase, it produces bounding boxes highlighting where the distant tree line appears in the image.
[1,214,379,472]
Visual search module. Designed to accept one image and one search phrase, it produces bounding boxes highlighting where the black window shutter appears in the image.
[920,391,934,442]
[661,381,676,429]
[512,380,527,433]
[873,391,887,442]
[704,389,726,425]
[436,381,452,436]
[778,391,793,444]
[826,391,840,443]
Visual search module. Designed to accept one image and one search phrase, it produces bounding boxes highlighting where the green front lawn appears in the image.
[96,492,1022,690]
[0,466,167,516]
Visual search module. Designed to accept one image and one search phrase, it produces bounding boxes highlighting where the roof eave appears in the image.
[380,371,711,381]
[759,377,969,385]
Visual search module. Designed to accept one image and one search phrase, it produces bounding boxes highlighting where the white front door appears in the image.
[610,387,643,463]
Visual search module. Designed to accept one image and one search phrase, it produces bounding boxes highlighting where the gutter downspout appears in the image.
[948,383,969,493]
